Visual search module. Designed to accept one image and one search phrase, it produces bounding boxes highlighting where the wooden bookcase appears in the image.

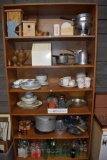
[2,2,98,160]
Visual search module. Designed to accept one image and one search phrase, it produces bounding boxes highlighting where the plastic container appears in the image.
[0,143,15,160]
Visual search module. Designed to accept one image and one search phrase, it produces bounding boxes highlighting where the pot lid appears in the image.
[35,116,56,120]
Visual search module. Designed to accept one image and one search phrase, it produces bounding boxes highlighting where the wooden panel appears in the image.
[0,102,9,113]
[0,77,7,90]
[98,20,107,33]
[96,62,107,76]
[0,90,8,101]
[97,48,107,61]
[96,75,107,87]
[98,35,107,48]
[0,64,6,77]
[98,6,107,19]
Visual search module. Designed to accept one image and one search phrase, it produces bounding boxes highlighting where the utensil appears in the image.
[52,53,73,64]
[63,116,85,132]
[66,98,87,107]
[35,116,56,132]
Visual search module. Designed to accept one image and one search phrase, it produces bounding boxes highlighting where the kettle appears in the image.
[67,49,88,65]
[78,49,88,65]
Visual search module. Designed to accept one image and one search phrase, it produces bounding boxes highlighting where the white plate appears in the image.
[58,82,77,88]
[40,81,49,86]
[17,100,42,109]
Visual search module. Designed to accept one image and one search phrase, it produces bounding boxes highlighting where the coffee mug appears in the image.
[60,77,71,86]
[77,78,85,88]
[84,77,91,88]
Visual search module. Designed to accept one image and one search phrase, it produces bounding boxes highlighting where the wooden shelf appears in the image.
[9,83,93,93]
[7,64,94,69]
[12,104,91,116]
[14,127,89,140]
[5,35,95,42]
[16,156,89,160]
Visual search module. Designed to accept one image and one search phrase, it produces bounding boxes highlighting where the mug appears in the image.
[60,77,71,86]
[77,78,85,88]
[84,77,91,88]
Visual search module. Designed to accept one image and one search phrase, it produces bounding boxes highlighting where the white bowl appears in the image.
[21,96,37,104]
[13,79,23,85]
[36,74,47,83]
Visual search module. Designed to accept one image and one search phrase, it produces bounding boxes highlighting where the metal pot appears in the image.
[67,49,88,65]
[35,116,56,132]
[52,53,72,64]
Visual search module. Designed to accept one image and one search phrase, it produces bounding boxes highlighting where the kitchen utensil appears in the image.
[67,49,88,64]
[35,116,56,132]
[66,98,87,107]
[63,116,85,132]
[71,98,87,107]
[68,127,83,135]
[52,53,73,64]
[55,120,67,135]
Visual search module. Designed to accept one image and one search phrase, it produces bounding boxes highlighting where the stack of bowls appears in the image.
[21,92,37,105]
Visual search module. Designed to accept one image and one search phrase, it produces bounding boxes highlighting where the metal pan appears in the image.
[63,116,85,132]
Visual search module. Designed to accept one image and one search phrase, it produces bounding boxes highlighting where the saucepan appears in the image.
[63,115,85,132]
[52,53,73,64]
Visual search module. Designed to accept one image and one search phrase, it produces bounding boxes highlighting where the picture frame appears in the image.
[0,114,11,140]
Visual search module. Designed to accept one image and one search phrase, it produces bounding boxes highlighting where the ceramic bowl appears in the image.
[24,92,35,98]
[21,96,37,104]
[36,74,47,83]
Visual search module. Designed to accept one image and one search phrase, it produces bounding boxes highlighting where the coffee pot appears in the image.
[67,49,88,65]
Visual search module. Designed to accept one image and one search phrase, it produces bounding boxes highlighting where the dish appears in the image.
[17,100,42,109]
[58,82,77,88]
[71,98,87,107]
[20,82,41,90]
[12,85,20,88]
[40,81,49,86]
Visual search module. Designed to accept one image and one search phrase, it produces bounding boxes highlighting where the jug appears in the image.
[78,49,88,65]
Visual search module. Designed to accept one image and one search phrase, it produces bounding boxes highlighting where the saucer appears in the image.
[58,82,77,88]
[12,85,20,88]
[39,81,49,86]
[17,100,42,109]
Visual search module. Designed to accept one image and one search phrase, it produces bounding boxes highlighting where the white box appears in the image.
[47,108,68,114]
[54,24,60,36]
[32,42,52,66]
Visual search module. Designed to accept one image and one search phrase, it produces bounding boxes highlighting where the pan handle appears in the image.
[76,126,85,132]
[60,16,74,21]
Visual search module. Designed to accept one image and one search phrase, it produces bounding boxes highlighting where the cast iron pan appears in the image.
[63,116,85,132]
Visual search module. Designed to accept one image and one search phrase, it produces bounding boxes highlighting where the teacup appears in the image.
[84,77,91,88]
[36,74,47,83]
[77,78,85,88]
[60,76,71,86]
[69,80,76,87]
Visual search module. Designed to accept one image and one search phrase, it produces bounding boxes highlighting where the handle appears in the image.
[76,125,85,132]
[60,16,73,21]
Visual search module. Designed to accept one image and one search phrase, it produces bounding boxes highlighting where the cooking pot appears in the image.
[67,49,88,65]
[35,116,56,132]
[52,53,73,64]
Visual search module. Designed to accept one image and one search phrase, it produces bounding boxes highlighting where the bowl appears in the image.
[24,92,35,98]
[36,74,47,83]
[21,96,37,104]
[71,98,87,107]
[55,120,67,135]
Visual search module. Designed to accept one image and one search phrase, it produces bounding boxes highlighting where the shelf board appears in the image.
[16,156,89,160]
[7,64,94,69]
[9,83,93,93]
[14,128,89,140]
[5,35,95,42]
[12,104,91,116]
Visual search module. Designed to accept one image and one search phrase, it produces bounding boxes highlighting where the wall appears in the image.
[0,0,107,113]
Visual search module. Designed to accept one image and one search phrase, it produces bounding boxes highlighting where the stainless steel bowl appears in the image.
[71,98,87,107]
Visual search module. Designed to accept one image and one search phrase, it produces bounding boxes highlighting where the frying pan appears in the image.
[63,116,85,132]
